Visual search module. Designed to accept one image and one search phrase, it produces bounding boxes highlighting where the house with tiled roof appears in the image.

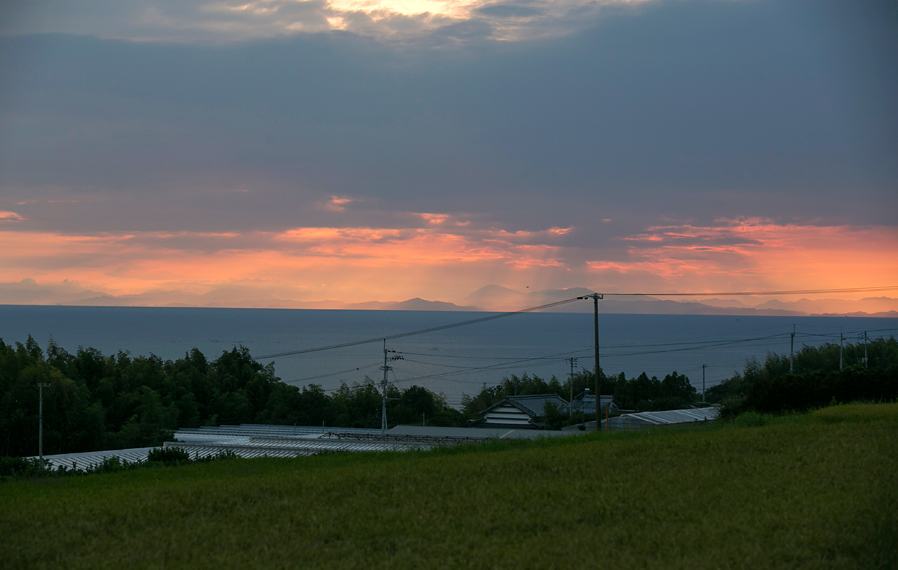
[479,394,570,429]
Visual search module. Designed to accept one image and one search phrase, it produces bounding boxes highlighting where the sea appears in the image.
[2,305,895,407]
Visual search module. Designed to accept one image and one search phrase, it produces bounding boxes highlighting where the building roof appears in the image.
[389,425,570,440]
[481,394,570,419]
[572,393,617,413]
[604,407,719,430]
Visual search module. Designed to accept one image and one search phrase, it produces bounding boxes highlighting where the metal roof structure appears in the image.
[567,406,720,431]
[30,423,580,469]
[29,447,158,471]
[389,425,571,440]
[30,408,720,470]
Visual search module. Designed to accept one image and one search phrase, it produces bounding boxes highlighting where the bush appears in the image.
[812,402,898,424]
[743,366,898,414]
[88,456,127,474]
[718,396,745,420]
[0,456,50,478]
[147,447,191,464]
[734,411,769,428]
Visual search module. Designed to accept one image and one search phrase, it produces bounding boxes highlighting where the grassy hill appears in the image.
[2,404,896,569]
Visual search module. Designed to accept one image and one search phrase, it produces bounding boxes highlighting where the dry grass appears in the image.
[2,404,896,569]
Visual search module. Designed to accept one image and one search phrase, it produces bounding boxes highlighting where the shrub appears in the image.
[812,402,898,424]
[88,456,127,474]
[0,456,50,478]
[734,411,769,428]
[147,447,191,464]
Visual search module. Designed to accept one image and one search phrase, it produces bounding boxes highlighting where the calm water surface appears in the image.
[2,305,895,406]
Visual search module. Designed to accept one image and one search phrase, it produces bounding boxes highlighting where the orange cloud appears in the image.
[589,219,898,298]
[0,224,570,301]
[321,196,355,212]
[0,211,25,222]
[1,218,894,306]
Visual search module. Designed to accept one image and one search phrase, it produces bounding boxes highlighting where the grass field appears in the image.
[2,404,897,569]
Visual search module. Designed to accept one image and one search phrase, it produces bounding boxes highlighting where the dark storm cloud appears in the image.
[0,0,895,241]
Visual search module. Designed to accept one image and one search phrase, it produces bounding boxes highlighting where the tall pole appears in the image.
[864,331,868,368]
[839,327,845,370]
[566,357,578,417]
[578,293,602,429]
[381,340,390,434]
[702,364,706,404]
[790,324,795,373]
[380,341,403,434]
[38,383,50,460]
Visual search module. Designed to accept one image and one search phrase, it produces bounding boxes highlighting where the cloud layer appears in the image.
[1,217,895,309]
[2,0,653,43]
[0,0,896,309]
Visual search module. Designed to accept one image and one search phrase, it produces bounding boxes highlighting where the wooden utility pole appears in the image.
[790,324,795,373]
[38,383,50,460]
[578,293,603,429]
[702,364,706,403]
[566,357,578,417]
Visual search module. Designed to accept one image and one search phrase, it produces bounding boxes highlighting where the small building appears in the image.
[479,394,571,429]
[571,392,618,415]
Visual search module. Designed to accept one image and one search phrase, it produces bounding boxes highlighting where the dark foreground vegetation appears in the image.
[2,334,896,457]
[706,336,898,416]
[461,336,898,421]
[1,403,895,569]
[0,336,468,457]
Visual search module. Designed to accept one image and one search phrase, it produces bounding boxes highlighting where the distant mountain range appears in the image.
[459,285,898,317]
[0,279,895,317]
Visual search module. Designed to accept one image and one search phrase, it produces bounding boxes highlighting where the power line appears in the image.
[603,286,898,296]
[258,288,897,361]
[283,362,381,385]
[255,296,582,360]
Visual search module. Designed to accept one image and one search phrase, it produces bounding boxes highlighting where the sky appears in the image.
[0,0,896,311]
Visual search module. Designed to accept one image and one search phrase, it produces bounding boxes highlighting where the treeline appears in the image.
[707,336,898,415]
[461,369,697,418]
[0,337,464,458]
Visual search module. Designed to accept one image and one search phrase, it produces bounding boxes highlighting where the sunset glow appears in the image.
[1,216,895,310]
[1,0,895,314]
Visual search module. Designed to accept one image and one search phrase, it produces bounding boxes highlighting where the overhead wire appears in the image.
[603,286,898,296]
[255,296,582,360]
[257,287,897,360]
[262,286,896,397]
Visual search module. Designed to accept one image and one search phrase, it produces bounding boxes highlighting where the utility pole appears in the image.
[702,364,706,404]
[839,327,843,370]
[38,383,50,460]
[578,293,603,429]
[379,341,404,434]
[790,324,795,373]
[566,357,578,417]
[864,331,868,368]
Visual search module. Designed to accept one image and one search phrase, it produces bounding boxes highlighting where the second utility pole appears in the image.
[38,383,50,460]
